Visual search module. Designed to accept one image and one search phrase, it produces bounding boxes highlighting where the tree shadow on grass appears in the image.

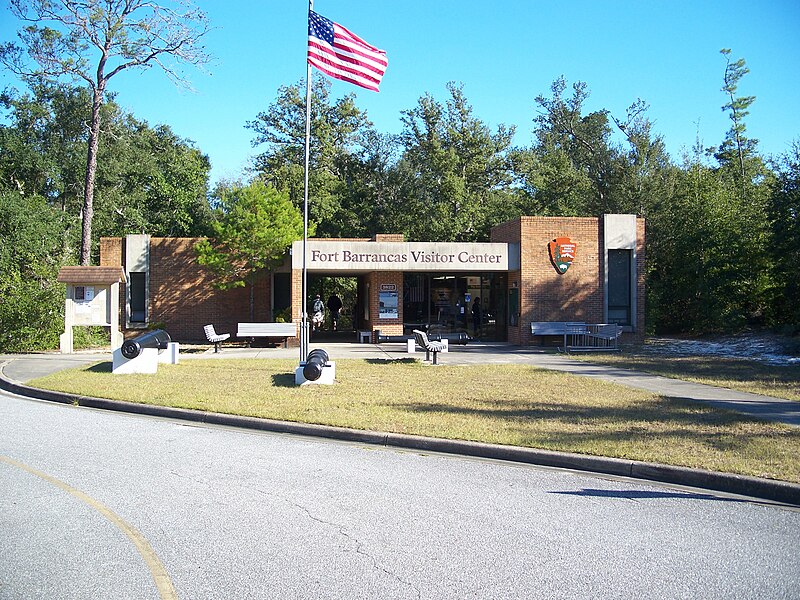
[389,396,800,450]
[365,358,418,365]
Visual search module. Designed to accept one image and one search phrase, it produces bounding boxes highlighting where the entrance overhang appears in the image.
[292,241,509,272]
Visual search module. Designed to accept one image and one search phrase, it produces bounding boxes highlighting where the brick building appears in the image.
[100,214,645,345]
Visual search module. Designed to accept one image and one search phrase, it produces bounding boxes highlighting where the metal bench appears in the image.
[530,321,587,347]
[237,322,297,348]
[530,321,587,336]
[565,323,622,352]
[412,329,446,365]
[204,324,230,353]
[530,321,622,352]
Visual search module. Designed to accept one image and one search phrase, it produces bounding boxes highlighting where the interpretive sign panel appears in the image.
[379,289,399,319]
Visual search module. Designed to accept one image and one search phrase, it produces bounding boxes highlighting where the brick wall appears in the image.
[492,216,646,344]
[148,238,275,341]
[364,271,403,339]
[99,237,122,267]
[524,217,602,345]
[100,237,125,330]
[101,237,276,342]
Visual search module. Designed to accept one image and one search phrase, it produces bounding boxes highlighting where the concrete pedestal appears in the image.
[158,342,180,364]
[112,347,158,374]
[295,361,336,385]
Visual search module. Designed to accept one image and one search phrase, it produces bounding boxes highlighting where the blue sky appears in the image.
[2,1,799,184]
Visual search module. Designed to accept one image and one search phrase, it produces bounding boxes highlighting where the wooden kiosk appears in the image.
[57,266,126,354]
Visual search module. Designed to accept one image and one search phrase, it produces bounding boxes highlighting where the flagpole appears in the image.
[300,0,314,363]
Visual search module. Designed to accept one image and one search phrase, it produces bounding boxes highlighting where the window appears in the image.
[607,249,631,325]
[129,272,146,323]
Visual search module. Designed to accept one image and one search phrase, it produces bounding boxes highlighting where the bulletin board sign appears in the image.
[379,290,399,320]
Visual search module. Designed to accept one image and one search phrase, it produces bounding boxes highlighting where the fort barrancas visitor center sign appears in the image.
[294,241,509,272]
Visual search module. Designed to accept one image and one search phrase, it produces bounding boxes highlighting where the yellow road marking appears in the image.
[1,455,178,600]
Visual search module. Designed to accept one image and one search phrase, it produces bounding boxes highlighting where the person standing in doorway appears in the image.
[472,297,482,338]
[327,294,343,331]
[311,294,325,332]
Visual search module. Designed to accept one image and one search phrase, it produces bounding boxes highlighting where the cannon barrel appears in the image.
[302,348,329,382]
[121,329,171,360]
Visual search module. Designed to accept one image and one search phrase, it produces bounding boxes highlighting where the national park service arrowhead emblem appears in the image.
[548,237,576,274]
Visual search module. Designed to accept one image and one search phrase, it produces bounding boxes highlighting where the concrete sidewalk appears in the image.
[2,341,798,426]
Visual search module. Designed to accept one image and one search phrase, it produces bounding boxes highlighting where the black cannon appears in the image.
[121,329,171,360]
[302,348,329,382]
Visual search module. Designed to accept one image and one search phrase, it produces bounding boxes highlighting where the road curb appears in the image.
[2,368,799,506]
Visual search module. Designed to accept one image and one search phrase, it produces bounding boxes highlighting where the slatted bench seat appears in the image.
[566,323,622,352]
[530,321,587,336]
[413,329,446,365]
[530,321,586,345]
[237,322,297,348]
[204,324,230,353]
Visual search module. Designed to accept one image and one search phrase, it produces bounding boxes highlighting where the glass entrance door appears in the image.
[403,273,507,341]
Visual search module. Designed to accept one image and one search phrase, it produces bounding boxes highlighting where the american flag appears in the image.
[307,10,388,93]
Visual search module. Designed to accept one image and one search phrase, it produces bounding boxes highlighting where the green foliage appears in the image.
[716,49,758,180]
[247,78,376,237]
[766,142,800,328]
[2,41,795,340]
[1,83,213,252]
[0,191,73,351]
[394,82,516,241]
[93,116,213,239]
[196,181,305,319]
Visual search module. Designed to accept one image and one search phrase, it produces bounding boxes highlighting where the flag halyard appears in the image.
[308,10,387,92]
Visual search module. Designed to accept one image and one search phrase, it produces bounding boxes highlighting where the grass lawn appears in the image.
[29,358,800,484]
[569,352,800,401]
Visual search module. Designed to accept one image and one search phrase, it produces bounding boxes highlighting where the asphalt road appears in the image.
[2,388,799,599]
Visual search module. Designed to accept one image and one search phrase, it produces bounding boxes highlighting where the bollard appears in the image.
[121,329,171,360]
[302,348,329,382]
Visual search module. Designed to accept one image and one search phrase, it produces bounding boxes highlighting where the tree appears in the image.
[94,116,213,238]
[0,82,91,209]
[247,78,375,237]
[195,181,305,321]
[766,142,800,329]
[1,0,211,265]
[0,82,213,240]
[0,191,74,351]
[531,77,616,215]
[395,82,515,241]
[717,48,757,183]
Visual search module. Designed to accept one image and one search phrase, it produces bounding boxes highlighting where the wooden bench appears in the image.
[237,322,297,348]
[204,324,230,353]
[413,329,446,365]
